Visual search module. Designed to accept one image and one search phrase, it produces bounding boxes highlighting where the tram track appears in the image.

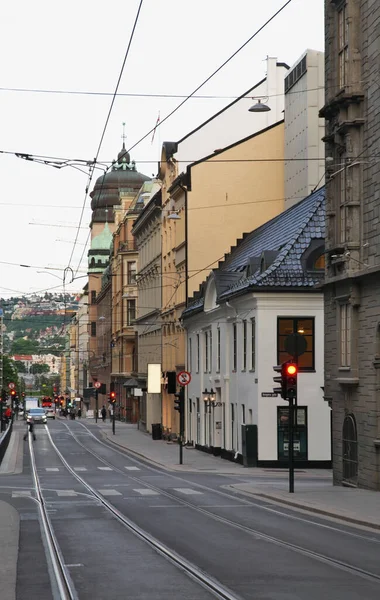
[55,420,380,586]
[28,432,78,600]
[36,424,242,600]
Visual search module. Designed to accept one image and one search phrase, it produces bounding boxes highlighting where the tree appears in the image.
[30,363,50,375]
[11,338,39,355]
[14,360,27,373]
[1,355,19,388]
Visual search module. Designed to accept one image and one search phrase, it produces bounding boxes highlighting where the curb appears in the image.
[229,487,380,531]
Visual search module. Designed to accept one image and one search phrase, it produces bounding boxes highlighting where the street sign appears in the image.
[261,392,278,397]
[284,333,307,358]
[8,382,15,390]
[177,371,191,386]
[94,381,101,389]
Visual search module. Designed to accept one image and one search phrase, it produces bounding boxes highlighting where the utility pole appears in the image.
[95,388,98,423]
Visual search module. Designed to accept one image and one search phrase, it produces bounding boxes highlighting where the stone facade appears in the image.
[321,0,380,490]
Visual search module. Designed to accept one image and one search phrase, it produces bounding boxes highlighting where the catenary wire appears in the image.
[66,0,145,271]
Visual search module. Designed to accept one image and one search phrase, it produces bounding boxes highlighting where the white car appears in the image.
[27,408,47,424]
[45,408,56,419]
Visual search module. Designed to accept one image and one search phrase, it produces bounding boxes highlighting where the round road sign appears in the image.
[94,381,101,389]
[177,371,191,386]
[8,382,15,390]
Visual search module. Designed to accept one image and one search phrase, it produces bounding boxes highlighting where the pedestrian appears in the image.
[4,406,12,423]
[23,418,36,441]
[77,408,82,419]
[101,406,107,422]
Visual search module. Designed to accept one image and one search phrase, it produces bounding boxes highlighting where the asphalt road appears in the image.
[2,419,380,600]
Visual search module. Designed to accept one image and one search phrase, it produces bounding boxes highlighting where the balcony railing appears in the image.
[118,240,136,252]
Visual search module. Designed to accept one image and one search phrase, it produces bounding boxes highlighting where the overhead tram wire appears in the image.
[124,0,293,156]
[67,0,145,271]
[72,0,293,277]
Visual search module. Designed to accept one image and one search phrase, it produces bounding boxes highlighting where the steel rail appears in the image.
[44,425,242,600]
[74,421,380,545]
[61,422,380,585]
[28,432,78,600]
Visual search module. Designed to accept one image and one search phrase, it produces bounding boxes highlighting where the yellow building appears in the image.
[159,121,285,435]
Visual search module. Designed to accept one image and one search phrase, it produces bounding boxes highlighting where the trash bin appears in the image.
[241,424,258,467]
[151,423,162,440]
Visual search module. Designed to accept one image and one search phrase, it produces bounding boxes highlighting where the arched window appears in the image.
[342,414,358,483]
[313,253,325,270]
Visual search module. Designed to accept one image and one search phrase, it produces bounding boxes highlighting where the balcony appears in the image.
[118,240,136,253]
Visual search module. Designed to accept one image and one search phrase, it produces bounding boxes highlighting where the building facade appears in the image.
[159,121,286,435]
[131,188,162,433]
[285,49,325,208]
[183,189,331,467]
[321,0,380,489]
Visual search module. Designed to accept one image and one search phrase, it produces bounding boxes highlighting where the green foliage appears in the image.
[30,363,50,374]
[11,337,39,355]
[1,355,19,388]
[14,360,27,373]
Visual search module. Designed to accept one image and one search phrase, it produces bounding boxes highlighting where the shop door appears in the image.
[277,406,308,461]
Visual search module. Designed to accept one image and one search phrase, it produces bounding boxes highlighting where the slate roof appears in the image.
[183,187,325,317]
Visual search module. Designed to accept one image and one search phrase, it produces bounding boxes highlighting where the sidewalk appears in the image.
[93,419,380,530]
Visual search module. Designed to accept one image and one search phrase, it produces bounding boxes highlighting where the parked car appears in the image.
[45,408,56,419]
[26,408,47,424]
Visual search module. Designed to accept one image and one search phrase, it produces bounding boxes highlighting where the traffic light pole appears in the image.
[179,387,185,465]
[95,389,98,423]
[112,406,115,435]
[288,397,295,493]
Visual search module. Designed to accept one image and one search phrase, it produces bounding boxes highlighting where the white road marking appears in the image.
[125,466,140,471]
[46,468,59,472]
[56,490,77,497]
[73,467,87,472]
[97,489,122,496]
[12,490,32,498]
[97,467,113,471]
[133,489,160,496]
[174,488,203,495]
[65,564,84,568]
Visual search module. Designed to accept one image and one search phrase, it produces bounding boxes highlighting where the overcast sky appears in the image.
[0,0,324,299]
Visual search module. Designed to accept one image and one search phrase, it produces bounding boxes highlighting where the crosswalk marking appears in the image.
[46,468,59,472]
[174,488,203,495]
[125,466,140,471]
[133,489,160,496]
[56,490,77,497]
[97,489,122,496]
[73,467,87,472]
[12,490,32,498]
[97,467,113,471]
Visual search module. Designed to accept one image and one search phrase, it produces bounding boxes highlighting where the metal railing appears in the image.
[0,421,13,466]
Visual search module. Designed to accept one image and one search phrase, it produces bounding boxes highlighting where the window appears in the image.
[127,261,137,285]
[233,323,237,371]
[314,254,325,270]
[338,4,348,88]
[231,403,235,450]
[204,331,209,373]
[217,328,221,372]
[242,320,247,370]
[188,338,192,372]
[196,334,200,373]
[126,299,136,325]
[340,303,351,367]
[242,404,245,425]
[209,330,212,373]
[278,317,315,371]
[91,290,97,304]
[90,321,96,337]
[339,153,347,244]
[251,318,256,371]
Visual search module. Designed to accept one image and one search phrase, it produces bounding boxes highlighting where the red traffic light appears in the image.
[109,391,116,403]
[10,389,16,396]
[286,364,297,376]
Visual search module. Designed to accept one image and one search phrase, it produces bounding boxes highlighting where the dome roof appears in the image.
[90,145,150,215]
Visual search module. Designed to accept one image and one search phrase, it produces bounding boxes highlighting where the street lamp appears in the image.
[248,97,271,113]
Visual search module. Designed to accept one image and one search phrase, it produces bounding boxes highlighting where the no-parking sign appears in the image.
[176,371,191,386]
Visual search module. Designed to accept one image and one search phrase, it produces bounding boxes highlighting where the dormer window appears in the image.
[301,239,325,273]
[313,254,325,271]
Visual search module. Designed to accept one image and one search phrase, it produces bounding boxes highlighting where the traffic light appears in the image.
[10,390,16,398]
[283,361,297,400]
[109,391,116,403]
[174,388,185,436]
[174,392,182,412]
[273,361,298,400]
[273,364,284,397]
